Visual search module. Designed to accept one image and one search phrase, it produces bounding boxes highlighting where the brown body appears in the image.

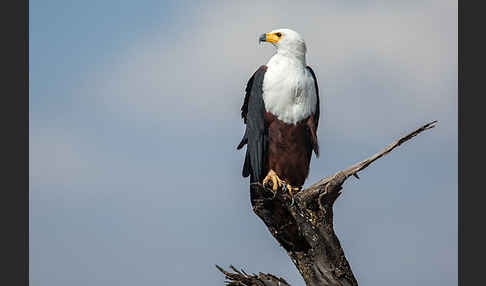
[265,112,319,187]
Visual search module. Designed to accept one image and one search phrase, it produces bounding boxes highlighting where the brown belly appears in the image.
[265,112,314,187]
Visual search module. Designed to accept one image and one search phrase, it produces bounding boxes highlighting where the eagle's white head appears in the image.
[259,28,307,59]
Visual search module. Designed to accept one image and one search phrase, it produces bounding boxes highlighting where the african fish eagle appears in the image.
[237,28,320,196]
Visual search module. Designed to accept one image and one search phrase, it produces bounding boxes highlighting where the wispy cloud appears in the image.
[85,0,456,141]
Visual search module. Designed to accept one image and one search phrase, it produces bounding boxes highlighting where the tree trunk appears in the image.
[218,121,437,286]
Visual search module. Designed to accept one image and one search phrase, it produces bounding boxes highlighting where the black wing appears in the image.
[237,65,268,183]
[306,66,320,130]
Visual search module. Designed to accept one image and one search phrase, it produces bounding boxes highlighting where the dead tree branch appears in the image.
[219,120,437,286]
[297,120,438,205]
[216,265,291,286]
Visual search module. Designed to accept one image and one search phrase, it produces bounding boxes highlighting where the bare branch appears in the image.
[297,120,437,205]
[216,265,291,286]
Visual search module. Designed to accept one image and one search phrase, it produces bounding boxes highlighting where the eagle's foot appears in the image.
[263,170,285,192]
[263,170,301,204]
[284,184,301,206]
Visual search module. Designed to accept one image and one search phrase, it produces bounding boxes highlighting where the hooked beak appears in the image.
[259,32,280,44]
[259,33,266,43]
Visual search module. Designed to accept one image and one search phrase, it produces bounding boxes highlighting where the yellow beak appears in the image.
[259,32,280,43]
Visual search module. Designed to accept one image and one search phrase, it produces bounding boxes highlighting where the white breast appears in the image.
[262,54,317,125]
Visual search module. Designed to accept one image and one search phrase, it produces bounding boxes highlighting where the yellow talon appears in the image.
[286,184,301,199]
[286,184,295,197]
[263,171,301,204]
[263,170,284,191]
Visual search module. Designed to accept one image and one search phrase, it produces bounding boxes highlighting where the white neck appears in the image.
[274,46,306,66]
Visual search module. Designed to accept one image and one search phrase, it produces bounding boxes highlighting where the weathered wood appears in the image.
[219,121,437,286]
[249,180,357,286]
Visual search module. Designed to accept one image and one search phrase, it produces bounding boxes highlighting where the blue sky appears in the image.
[30,1,457,285]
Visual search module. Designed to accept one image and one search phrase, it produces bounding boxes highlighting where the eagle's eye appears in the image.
[275,32,282,37]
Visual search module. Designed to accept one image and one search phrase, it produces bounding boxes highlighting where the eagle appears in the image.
[237,28,320,197]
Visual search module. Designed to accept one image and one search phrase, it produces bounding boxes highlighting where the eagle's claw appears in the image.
[263,170,284,192]
[286,184,300,206]
[263,170,300,205]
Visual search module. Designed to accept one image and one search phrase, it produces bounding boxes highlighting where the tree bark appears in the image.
[218,121,437,286]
